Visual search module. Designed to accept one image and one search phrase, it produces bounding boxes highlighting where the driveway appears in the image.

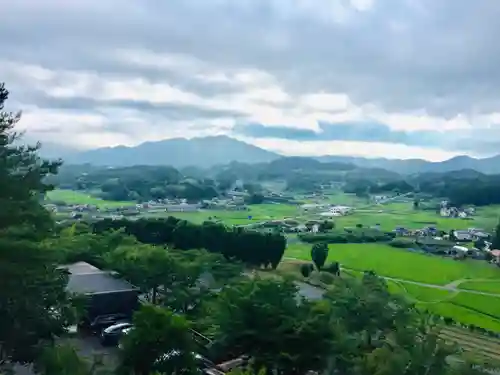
[14,332,118,375]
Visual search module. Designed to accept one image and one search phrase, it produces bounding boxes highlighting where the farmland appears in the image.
[332,202,498,232]
[386,281,500,332]
[147,203,300,225]
[460,280,500,294]
[285,242,500,333]
[47,188,499,231]
[46,189,135,208]
[46,187,500,333]
[286,243,500,285]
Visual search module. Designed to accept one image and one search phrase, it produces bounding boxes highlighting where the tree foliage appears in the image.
[93,218,286,268]
[208,278,338,375]
[0,83,75,371]
[118,305,197,375]
[300,263,314,278]
[49,165,218,202]
[36,344,111,375]
[311,242,329,270]
[0,83,60,237]
[492,220,500,250]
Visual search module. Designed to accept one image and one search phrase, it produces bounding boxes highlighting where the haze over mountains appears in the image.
[40,136,500,175]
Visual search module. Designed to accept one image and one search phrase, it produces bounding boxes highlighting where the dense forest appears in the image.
[50,157,500,208]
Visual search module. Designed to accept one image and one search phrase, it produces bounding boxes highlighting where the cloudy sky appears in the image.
[2,0,500,160]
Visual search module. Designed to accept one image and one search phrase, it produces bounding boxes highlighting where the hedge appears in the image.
[299,230,395,244]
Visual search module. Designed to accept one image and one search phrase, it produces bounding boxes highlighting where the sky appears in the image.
[2,0,500,161]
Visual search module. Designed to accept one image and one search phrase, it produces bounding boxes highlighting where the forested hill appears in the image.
[62,136,279,168]
[317,154,500,174]
[49,157,404,202]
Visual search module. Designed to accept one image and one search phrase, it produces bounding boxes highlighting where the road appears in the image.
[295,281,325,300]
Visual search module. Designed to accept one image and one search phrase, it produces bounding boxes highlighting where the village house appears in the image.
[490,250,500,264]
[165,203,200,212]
[451,245,469,258]
[452,230,474,241]
[319,205,352,217]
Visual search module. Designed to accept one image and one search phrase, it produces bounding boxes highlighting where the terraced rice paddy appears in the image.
[439,325,500,363]
[286,243,500,285]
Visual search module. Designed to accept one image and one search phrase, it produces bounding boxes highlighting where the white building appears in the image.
[165,203,200,212]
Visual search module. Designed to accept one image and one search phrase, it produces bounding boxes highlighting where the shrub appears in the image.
[300,263,314,278]
[299,229,393,244]
[323,262,340,276]
[311,243,329,270]
[389,238,415,248]
[318,220,335,232]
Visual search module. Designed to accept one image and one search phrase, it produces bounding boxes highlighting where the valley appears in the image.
[44,160,500,344]
[36,140,500,368]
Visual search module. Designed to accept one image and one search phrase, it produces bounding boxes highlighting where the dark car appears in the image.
[100,322,133,346]
[88,313,129,333]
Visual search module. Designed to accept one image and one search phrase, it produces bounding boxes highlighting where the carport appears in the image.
[62,261,140,323]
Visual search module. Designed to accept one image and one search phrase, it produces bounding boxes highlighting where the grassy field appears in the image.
[386,282,500,332]
[146,204,301,225]
[460,281,500,294]
[46,189,135,208]
[281,256,500,333]
[46,188,498,231]
[329,202,498,231]
[431,299,500,333]
[397,282,455,303]
[285,243,500,285]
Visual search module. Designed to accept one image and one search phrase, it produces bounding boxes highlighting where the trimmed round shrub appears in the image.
[300,263,314,278]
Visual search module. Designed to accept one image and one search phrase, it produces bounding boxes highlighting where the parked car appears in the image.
[88,313,129,333]
[100,322,133,346]
[118,326,133,349]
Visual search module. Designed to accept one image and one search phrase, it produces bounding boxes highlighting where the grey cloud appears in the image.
[234,121,500,154]
[3,0,500,155]
[25,94,245,121]
[234,122,442,147]
[3,0,500,117]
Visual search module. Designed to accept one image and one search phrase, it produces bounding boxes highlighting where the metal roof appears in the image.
[61,261,100,275]
[62,262,138,295]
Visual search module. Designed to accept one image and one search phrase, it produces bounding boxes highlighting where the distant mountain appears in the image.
[37,142,78,160]
[64,136,279,168]
[34,134,500,174]
[317,154,500,175]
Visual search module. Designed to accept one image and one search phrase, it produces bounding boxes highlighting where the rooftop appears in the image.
[62,261,138,295]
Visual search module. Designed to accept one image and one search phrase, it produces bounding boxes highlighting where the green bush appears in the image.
[300,263,314,278]
[323,262,340,275]
[299,229,394,244]
[389,238,415,248]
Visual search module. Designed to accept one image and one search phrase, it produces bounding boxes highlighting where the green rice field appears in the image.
[46,189,135,208]
[370,277,500,332]
[459,281,500,294]
[146,204,300,225]
[46,189,499,231]
[331,202,498,231]
[285,243,500,285]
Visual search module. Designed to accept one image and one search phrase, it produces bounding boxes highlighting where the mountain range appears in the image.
[37,135,500,174]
